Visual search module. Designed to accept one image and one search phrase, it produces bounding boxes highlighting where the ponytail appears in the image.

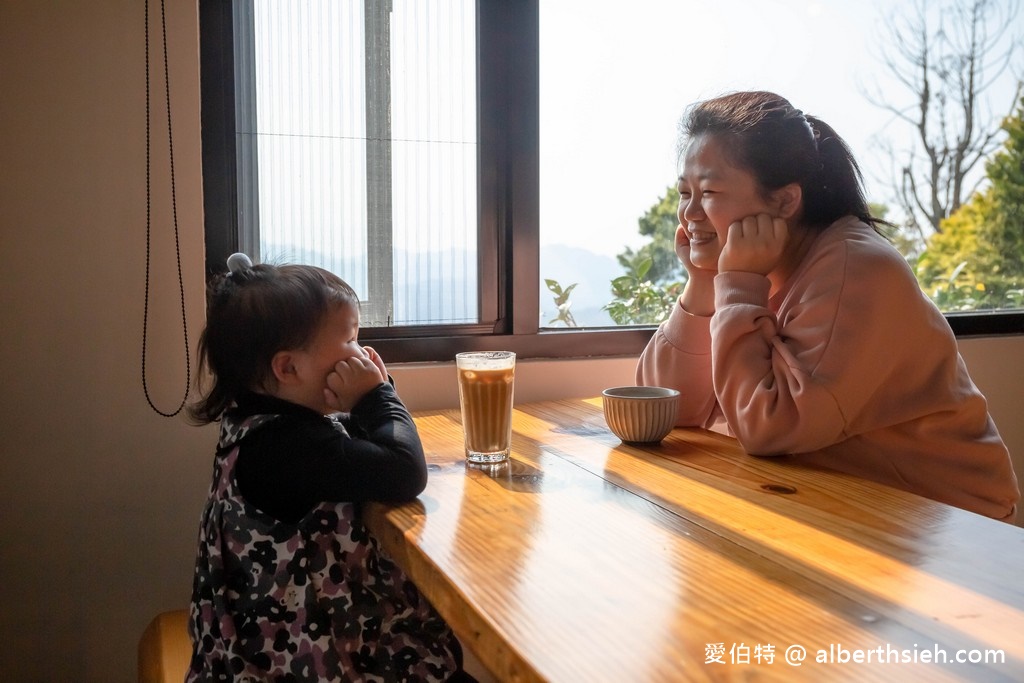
[802,116,882,230]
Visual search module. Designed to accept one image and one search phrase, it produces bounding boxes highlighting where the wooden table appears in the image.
[364,397,1024,682]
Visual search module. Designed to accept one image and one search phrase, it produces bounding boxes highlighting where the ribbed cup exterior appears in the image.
[602,387,680,443]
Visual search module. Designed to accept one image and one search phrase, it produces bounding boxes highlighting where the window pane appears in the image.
[539,0,1023,326]
[391,0,478,326]
[239,0,477,326]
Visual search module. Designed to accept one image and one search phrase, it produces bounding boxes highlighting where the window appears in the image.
[200,0,1023,364]
[231,0,476,327]
[536,0,1024,334]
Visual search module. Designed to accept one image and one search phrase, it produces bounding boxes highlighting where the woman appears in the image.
[637,91,1019,522]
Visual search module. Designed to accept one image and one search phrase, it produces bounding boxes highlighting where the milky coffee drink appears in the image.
[456,352,515,463]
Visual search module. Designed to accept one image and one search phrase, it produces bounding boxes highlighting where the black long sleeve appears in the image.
[233,383,426,524]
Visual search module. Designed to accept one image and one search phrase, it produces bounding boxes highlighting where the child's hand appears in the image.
[323,354,386,413]
[718,213,788,276]
[362,345,388,381]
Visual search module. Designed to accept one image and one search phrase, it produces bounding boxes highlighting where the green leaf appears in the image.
[611,275,634,290]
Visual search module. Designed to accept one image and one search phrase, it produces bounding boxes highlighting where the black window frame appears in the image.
[198,0,1022,364]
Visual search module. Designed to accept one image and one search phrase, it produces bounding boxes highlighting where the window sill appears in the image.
[946,311,1024,337]
[363,326,656,363]
[363,311,1024,363]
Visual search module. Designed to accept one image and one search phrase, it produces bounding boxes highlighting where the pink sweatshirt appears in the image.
[637,216,1019,522]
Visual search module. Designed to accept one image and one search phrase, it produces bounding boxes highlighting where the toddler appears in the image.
[186,254,471,681]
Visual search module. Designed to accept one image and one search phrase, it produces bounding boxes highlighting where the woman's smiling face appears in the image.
[677,133,777,271]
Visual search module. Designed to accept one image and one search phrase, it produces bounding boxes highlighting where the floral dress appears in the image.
[186,412,460,682]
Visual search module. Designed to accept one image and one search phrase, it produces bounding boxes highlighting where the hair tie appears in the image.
[227,252,253,275]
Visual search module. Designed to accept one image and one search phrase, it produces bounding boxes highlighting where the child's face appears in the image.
[288,302,365,413]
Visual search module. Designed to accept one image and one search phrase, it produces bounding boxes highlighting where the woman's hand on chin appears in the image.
[718,213,788,275]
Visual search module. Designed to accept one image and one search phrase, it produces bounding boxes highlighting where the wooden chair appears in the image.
[138,609,191,683]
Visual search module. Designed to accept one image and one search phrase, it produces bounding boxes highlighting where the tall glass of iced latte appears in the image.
[455,351,516,463]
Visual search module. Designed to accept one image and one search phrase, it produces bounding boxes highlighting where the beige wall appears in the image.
[1,2,211,681]
[1,2,1021,681]
[957,337,1024,508]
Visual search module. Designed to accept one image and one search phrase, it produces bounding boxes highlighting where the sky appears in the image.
[538,0,1022,257]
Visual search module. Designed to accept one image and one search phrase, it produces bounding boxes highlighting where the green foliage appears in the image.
[981,92,1024,278]
[602,256,683,326]
[605,187,686,325]
[915,93,1024,311]
[544,278,578,327]
[615,186,683,285]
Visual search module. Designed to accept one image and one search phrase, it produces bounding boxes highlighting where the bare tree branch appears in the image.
[865,0,1021,233]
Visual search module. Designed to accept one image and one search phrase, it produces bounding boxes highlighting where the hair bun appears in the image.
[227,252,253,274]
